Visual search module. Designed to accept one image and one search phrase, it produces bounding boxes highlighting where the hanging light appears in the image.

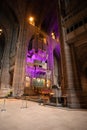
[0,29,2,32]
[0,29,2,35]
[28,16,35,26]
[51,32,56,39]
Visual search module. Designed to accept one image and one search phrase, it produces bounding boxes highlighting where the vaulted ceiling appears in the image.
[0,0,59,36]
[26,0,59,36]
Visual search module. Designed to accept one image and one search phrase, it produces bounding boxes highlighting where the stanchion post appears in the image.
[20,96,28,109]
[21,99,25,109]
[25,96,28,108]
[1,98,6,112]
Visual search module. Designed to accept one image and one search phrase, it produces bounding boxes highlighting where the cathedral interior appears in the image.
[0,0,87,109]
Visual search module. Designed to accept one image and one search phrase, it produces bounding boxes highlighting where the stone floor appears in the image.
[0,98,87,130]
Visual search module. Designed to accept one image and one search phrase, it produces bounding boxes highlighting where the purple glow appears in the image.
[27,49,48,62]
[26,48,48,78]
[26,37,61,79]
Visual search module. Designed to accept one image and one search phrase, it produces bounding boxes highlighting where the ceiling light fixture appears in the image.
[28,17,35,26]
[0,29,2,32]
[51,32,55,39]
[29,17,34,22]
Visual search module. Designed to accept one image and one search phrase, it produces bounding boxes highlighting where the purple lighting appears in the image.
[27,49,48,62]
[26,48,48,78]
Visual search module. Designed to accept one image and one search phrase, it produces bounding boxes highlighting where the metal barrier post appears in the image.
[25,96,28,108]
[1,98,6,111]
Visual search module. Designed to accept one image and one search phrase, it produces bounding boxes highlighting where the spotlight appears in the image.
[28,16,35,26]
[0,29,2,32]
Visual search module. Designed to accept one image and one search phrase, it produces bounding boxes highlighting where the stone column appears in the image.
[62,26,82,108]
[68,44,82,107]
[1,29,12,89]
[57,0,81,108]
[47,37,54,86]
[12,22,27,96]
[56,0,68,95]
[69,44,81,89]
[12,23,35,96]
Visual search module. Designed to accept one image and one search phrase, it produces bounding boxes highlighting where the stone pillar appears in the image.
[57,0,81,108]
[47,37,54,86]
[1,30,12,89]
[10,25,19,57]
[56,0,67,95]
[12,23,27,96]
[12,23,35,96]
[69,44,81,89]
[68,44,82,108]
[62,27,81,108]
